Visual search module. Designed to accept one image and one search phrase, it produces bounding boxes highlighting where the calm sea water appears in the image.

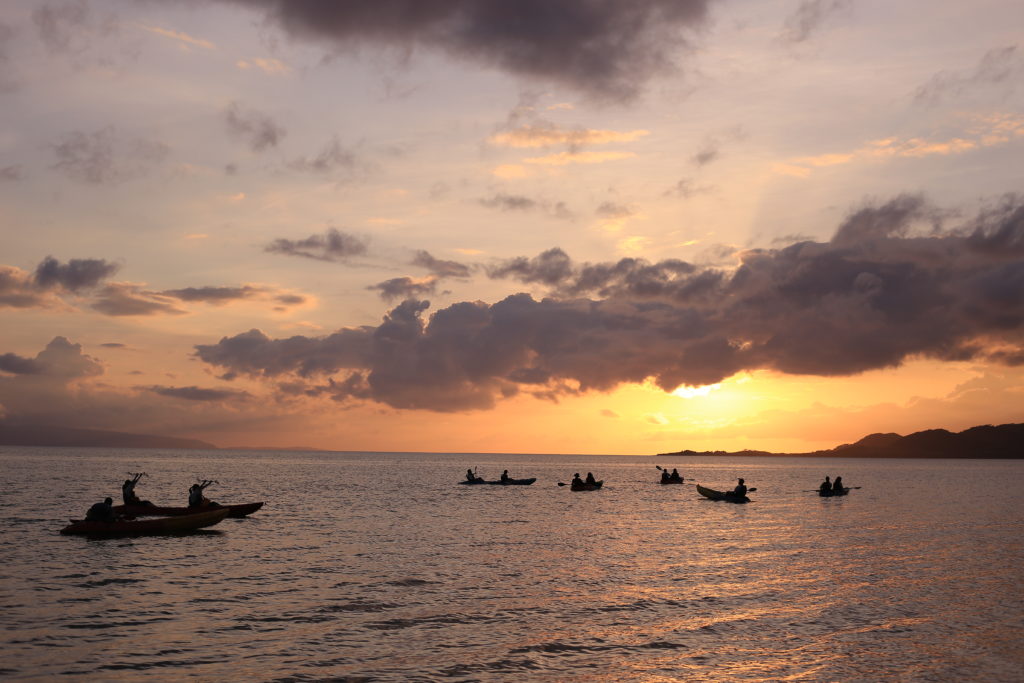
[1,446,1022,682]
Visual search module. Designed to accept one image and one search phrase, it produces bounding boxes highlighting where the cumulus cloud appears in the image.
[195,194,1024,412]
[0,337,297,439]
[224,101,287,151]
[222,0,712,101]
[0,256,118,309]
[50,127,169,184]
[265,228,368,262]
[0,337,102,379]
[914,45,1022,106]
[34,255,119,291]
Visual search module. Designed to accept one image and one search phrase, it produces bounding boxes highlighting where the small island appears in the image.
[658,423,1024,459]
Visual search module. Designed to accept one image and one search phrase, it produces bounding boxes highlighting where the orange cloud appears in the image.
[139,25,215,50]
[777,113,1024,177]
[524,151,636,166]
[491,126,648,149]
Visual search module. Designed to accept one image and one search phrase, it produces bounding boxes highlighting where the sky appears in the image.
[1,0,1022,454]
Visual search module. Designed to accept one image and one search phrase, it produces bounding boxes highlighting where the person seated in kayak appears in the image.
[732,478,747,498]
[669,468,683,483]
[832,476,844,493]
[188,480,216,508]
[501,469,510,483]
[660,470,671,484]
[122,473,152,506]
[85,497,117,522]
[585,472,597,485]
[466,468,476,482]
[819,476,832,495]
[572,473,584,487]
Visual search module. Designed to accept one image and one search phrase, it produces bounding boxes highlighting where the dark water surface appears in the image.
[1,447,1022,681]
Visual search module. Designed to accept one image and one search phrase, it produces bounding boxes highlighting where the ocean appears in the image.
[1,446,1022,681]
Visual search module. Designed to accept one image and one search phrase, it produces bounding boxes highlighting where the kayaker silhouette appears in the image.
[85,497,116,522]
[733,478,747,498]
[819,476,832,495]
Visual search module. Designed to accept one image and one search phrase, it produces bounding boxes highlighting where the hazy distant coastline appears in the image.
[3,421,1022,458]
[659,423,1024,459]
[0,423,216,450]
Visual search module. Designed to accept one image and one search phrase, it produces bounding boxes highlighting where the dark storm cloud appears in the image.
[224,101,287,151]
[265,228,369,262]
[195,194,1024,412]
[224,0,711,100]
[411,250,472,279]
[367,276,438,301]
[91,283,188,316]
[34,255,119,291]
[914,45,1022,106]
[50,127,168,185]
[779,0,849,44]
[143,385,251,402]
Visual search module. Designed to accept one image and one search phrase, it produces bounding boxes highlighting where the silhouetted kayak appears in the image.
[113,502,264,518]
[660,479,685,485]
[696,484,750,504]
[60,508,230,536]
[571,480,603,491]
[459,478,536,485]
[819,488,850,497]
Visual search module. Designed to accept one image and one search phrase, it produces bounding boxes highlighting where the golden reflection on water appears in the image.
[1,449,1022,680]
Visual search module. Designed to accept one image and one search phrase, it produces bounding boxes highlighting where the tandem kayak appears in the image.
[458,478,536,485]
[819,488,849,497]
[571,480,603,491]
[696,484,750,504]
[660,479,685,485]
[61,508,230,536]
[112,501,264,518]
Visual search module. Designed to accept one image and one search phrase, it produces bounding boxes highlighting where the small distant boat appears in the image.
[660,479,685,485]
[458,478,536,486]
[571,480,603,491]
[819,487,850,497]
[113,502,264,518]
[696,484,750,504]
[60,508,230,536]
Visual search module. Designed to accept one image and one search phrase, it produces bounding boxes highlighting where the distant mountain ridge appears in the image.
[658,423,1024,459]
[0,422,217,450]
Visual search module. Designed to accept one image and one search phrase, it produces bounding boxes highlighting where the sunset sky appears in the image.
[1,0,1022,454]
